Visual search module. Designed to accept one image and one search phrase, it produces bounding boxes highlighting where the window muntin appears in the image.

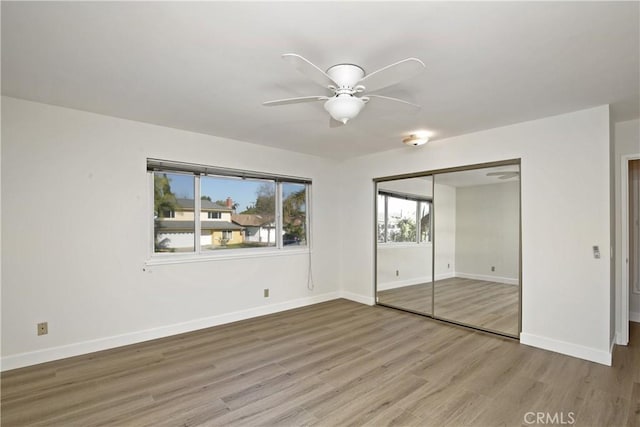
[149,161,310,257]
[377,191,431,244]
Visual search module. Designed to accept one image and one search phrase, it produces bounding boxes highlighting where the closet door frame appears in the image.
[619,155,640,345]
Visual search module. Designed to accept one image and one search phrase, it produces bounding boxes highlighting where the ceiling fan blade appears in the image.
[282,53,337,88]
[366,94,421,109]
[359,58,425,92]
[263,96,329,106]
[486,171,519,177]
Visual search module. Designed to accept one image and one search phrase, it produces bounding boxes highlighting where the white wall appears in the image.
[433,183,456,279]
[613,119,640,337]
[1,97,342,369]
[454,181,520,284]
[377,244,432,290]
[340,106,612,364]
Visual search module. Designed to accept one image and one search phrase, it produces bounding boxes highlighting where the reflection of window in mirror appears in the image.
[377,191,431,244]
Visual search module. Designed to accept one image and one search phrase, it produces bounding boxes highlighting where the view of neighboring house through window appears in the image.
[154,172,195,252]
[150,160,310,255]
[200,175,276,250]
[377,191,431,244]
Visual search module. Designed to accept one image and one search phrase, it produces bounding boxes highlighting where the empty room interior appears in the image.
[1,2,640,426]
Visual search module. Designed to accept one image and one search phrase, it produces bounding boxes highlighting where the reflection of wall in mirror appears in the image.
[454,181,520,284]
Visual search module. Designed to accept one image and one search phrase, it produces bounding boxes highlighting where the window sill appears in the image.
[377,242,432,249]
[146,247,310,266]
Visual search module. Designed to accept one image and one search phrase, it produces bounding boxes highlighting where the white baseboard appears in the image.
[454,272,519,285]
[630,311,640,323]
[377,276,432,291]
[1,292,341,372]
[339,291,375,306]
[520,332,612,366]
[377,273,455,291]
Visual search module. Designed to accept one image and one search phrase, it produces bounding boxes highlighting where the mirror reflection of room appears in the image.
[375,162,521,338]
[433,164,520,336]
[376,176,433,315]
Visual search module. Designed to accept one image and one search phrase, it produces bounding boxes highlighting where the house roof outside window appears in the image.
[231,214,275,227]
[175,198,232,212]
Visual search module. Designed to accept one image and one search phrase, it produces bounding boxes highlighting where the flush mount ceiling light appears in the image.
[402,134,429,146]
[486,171,520,179]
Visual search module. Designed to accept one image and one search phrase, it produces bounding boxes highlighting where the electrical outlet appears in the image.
[396,270,399,277]
[37,322,48,336]
[264,288,269,298]
[447,263,450,269]
[491,266,495,272]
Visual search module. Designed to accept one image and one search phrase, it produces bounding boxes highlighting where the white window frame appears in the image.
[377,191,432,245]
[147,159,311,264]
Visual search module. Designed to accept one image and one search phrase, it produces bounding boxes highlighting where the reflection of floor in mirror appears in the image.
[377,277,519,336]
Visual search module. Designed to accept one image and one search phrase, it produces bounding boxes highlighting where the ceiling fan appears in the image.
[486,171,520,180]
[263,54,425,125]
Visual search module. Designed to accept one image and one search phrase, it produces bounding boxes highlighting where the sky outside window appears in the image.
[168,174,270,212]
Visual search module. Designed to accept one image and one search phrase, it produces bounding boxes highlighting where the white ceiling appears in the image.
[378,165,519,191]
[435,166,520,188]
[2,2,638,159]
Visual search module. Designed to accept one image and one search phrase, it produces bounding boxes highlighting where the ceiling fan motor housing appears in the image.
[326,64,365,89]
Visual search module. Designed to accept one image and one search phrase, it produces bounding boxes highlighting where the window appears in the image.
[282,182,307,246]
[149,159,310,256]
[154,172,195,253]
[377,191,431,244]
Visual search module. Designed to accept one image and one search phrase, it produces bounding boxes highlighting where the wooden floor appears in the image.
[378,277,519,336]
[2,299,638,426]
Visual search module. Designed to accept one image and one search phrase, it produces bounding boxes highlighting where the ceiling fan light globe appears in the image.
[324,96,365,124]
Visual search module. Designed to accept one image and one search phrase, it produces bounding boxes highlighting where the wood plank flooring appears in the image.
[2,299,638,426]
[378,277,519,336]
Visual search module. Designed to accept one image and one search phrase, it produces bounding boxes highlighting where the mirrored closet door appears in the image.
[376,176,433,315]
[433,164,520,336]
[375,160,521,338]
